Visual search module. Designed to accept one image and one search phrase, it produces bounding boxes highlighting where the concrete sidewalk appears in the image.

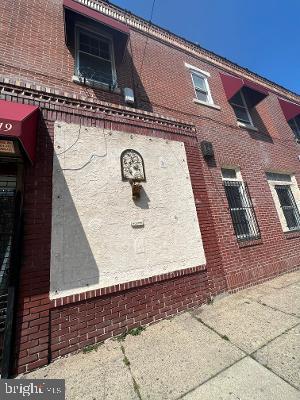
[22,271,300,399]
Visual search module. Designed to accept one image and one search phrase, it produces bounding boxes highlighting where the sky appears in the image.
[111,0,300,95]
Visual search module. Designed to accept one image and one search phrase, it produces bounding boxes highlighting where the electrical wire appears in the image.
[139,0,157,77]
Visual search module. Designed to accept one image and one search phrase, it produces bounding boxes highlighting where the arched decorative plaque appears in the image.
[121,149,146,182]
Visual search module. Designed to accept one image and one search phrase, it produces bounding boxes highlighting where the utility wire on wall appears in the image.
[139,0,157,78]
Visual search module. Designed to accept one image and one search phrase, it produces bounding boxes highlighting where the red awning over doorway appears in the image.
[0,100,39,164]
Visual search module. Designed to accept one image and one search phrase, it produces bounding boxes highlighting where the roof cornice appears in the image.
[74,0,300,103]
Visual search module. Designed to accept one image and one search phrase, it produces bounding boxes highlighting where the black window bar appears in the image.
[275,185,300,231]
[224,180,261,241]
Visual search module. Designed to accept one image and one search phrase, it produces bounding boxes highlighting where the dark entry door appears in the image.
[0,176,16,376]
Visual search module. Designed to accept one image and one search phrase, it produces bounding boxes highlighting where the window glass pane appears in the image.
[192,73,206,91]
[100,41,110,60]
[283,208,299,229]
[79,33,90,46]
[79,31,111,61]
[79,52,113,84]
[225,184,243,209]
[275,186,293,207]
[195,89,209,102]
[231,209,250,237]
[230,91,244,106]
[232,105,251,124]
[266,172,291,182]
[221,168,237,180]
[289,116,300,140]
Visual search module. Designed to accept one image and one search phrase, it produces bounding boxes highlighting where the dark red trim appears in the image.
[0,100,39,163]
[63,0,130,35]
[220,73,268,106]
[278,98,300,122]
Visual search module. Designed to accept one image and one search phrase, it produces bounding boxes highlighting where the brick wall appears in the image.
[1,0,300,374]
[50,270,208,359]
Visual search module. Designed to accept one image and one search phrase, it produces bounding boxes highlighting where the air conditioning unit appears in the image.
[124,87,135,104]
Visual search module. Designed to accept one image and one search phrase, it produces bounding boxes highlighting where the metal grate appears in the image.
[275,185,300,231]
[224,180,260,241]
[0,177,16,371]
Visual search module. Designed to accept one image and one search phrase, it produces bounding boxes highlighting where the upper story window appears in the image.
[75,27,116,87]
[222,168,260,241]
[288,115,300,141]
[191,72,211,103]
[185,63,220,110]
[220,73,268,129]
[229,91,253,127]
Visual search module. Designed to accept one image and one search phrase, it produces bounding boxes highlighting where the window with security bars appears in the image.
[275,185,300,231]
[224,180,260,240]
[76,28,115,86]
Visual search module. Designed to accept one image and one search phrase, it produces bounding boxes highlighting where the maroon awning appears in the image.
[0,100,39,164]
[220,72,268,107]
[63,0,129,63]
[278,98,300,121]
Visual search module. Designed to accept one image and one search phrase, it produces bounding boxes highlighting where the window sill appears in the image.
[284,229,300,239]
[237,121,258,132]
[238,237,263,248]
[72,75,121,94]
[193,99,221,110]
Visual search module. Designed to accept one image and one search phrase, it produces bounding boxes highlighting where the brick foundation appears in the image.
[50,269,208,360]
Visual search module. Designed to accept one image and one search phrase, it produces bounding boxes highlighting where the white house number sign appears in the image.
[0,121,13,132]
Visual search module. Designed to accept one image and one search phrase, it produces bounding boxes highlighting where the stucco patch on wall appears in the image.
[50,122,206,298]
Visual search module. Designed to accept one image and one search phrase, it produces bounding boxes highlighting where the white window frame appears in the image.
[185,63,220,109]
[221,167,260,240]
[266,172,300,232]
[230,90,254,128]
[73,24,117,90]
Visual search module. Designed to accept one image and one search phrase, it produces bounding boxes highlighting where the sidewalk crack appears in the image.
[120,344,143,400]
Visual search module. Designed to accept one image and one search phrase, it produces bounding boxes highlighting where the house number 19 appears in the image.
[0,122,13,132]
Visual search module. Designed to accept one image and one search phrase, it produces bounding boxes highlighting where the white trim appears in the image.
[72,75,121,93]
[193,99,220,110]
[266,173,300,232]
[237,121,258,131]
[189,70,215,106]
[184,62,210,77]
[221,167,241,181]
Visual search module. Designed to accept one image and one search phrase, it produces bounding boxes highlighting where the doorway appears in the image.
[0,175,17,376]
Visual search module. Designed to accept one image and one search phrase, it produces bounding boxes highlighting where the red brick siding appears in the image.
[50,270,208,360]
[1,0,300,374]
